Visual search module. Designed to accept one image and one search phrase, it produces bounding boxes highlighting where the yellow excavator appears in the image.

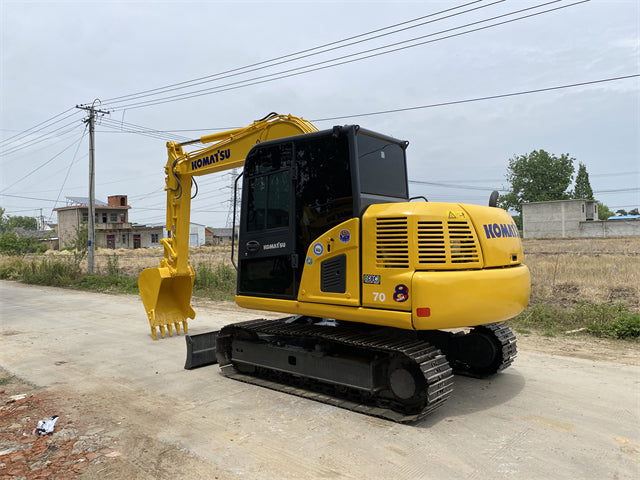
[139,112,530,422]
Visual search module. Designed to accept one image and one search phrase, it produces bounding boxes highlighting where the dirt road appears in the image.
[1,281,638,479]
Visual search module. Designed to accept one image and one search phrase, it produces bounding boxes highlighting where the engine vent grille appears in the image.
[376,217,409,268]
[417,220,480,266]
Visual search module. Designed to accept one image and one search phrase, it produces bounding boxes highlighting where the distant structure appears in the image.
[13,227,59,250]
[206,227,239,246]
[53,195,208,249]
[522,199,640,238]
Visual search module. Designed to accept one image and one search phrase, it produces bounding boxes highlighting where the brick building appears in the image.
[54,195,135,249]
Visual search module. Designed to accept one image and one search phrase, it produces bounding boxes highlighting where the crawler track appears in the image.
[216,317,454,423]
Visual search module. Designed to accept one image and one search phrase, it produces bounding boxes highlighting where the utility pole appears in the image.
[76,102,109,273]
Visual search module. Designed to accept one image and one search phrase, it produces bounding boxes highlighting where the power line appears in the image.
[409,179,506,191]
[0,193,62,203]
[104,0,588,111]
[0,118,84,157]
[97,117,193,143]
[0,108,79,148]
[49,123,89,222]
[100,0,493,106]
[311,74,640,122]
[0,129,88,194]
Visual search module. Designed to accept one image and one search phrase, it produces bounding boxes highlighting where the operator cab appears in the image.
[237,125,409,299]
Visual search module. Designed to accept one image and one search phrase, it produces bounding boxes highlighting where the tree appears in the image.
[616,209,628,216]
[0,232,43,255]
[573,162,594,200]
[498,150,576,218]
[630,208,639,216]
[6,215,38,231]
[0,207,38,234]
[69,225,88,264]
[598,202,614,220]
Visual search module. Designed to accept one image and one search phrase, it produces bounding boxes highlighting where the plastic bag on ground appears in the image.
[36,415,59,435]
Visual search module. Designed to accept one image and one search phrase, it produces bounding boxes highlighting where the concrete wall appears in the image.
[522,200,597,239]
[56,209,81,249]
[579,220,640,238]
[132,226,164,248]
[522,199,639,239]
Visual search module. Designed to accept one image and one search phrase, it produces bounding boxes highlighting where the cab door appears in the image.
[237,142,297,299]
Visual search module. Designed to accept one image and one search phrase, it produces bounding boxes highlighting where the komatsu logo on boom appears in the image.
[483,223,519,239]
[191,149,231,171]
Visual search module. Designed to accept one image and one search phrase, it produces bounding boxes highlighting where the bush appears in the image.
[19,258,81,286]
[0,258,26,280]
[510,301,640,340]
[0,255,137,293]
[586,312,640,339]
[194,263,236,300]
[0,232,46,255]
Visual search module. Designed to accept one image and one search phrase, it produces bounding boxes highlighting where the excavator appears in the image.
[138,113,530,422]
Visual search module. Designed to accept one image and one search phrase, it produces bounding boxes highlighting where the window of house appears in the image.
[151,233,159,244]
[122,234,126,244]
[110,213,118,222]
[82,212,88,222]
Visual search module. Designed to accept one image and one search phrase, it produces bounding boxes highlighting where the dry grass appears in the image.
[523,238,640,312]
[12,237,640,313]
[43,245,235,277]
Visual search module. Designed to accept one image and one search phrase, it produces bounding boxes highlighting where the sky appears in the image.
[1,0,638,229]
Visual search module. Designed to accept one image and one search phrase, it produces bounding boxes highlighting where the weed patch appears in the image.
[0,256,138,294]
[193,263,236,301]
[510,301,640,340]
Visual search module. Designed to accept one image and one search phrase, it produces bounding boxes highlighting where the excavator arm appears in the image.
[139,113,317,339]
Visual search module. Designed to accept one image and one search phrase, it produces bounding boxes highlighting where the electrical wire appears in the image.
[0,118,84,157]
[0,129,88,194]
[311,74,640,122]
[97,117,193,143]
[49,123,89,221]
[103,0,588,111]
[0,107,79,148]
[100,0,493,106]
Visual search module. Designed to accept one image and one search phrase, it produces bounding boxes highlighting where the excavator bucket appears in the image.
[138,266,196,340]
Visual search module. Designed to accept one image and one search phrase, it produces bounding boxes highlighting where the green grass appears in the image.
[0,377,11,385]
[193,262,236,301]
[509,301,640,340]
[75,274,139,294]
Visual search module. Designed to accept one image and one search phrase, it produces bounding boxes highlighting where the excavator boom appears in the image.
[139,113,317,339]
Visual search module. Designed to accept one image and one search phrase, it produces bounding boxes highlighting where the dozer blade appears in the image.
[138,266,196,340]
[184,331,219,370]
